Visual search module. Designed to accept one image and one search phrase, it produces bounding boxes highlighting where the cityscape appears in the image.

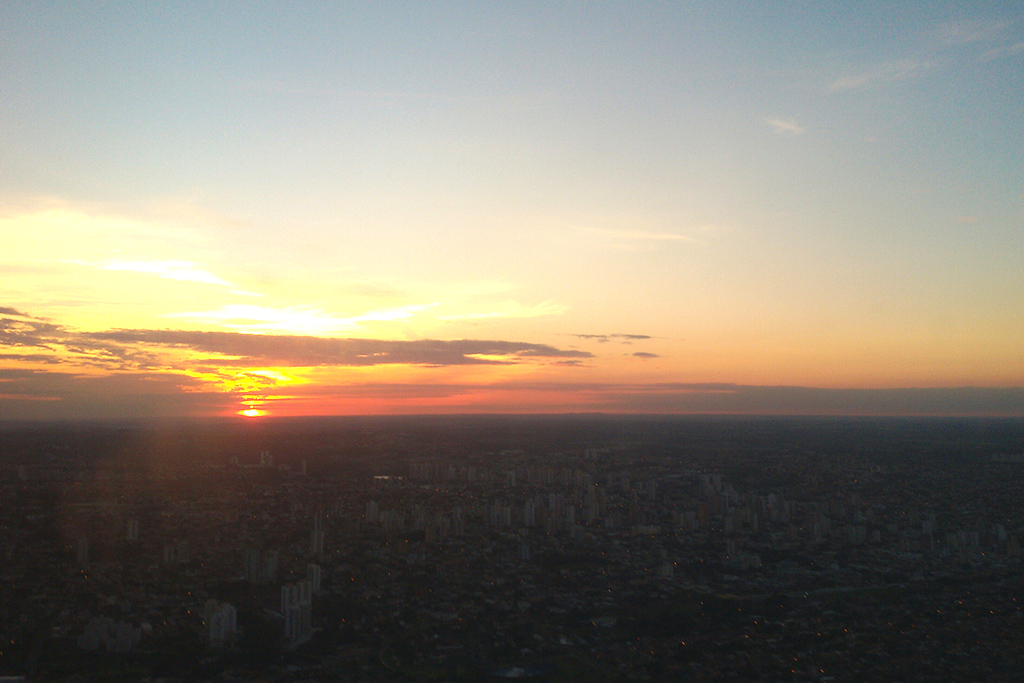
[3,2,1024,681]
[3,415,1024,681]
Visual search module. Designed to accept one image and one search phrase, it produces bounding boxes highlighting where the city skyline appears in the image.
[2,2,1023,419]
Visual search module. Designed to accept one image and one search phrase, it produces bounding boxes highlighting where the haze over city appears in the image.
[3,2,1023,419]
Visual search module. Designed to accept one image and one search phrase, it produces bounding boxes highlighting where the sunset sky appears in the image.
[2,2,1023,419]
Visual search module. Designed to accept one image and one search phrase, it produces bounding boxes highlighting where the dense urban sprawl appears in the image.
[2,417,1024,681]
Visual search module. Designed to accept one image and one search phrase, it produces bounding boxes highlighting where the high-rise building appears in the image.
[204,600,237,647]
[281,580,313,648]
[365,501,379,524]
[306,563,322,593]
[310,528,324,557]
[243,548,277,583]
[244,548,260,583]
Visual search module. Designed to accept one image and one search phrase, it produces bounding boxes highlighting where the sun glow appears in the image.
[240,408,267,418]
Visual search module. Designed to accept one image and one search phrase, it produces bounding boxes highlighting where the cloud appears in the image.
[830,59,930,92]
[592,384,1024,416]
[934,20,1023,63]
[0,367,235,420]
[237,380,1024,417]
[478,381,1024,416]
[0,316,64,348]
[0,308,591,370]
[165,303,436,335]
[274,381,473,401]
[826,20,1015,94]
[0,353,64,364]
[440,300,567,321]
[632,352,659,359]
[84,329,592,367]
[936,19,1010,46]
[168,298,566,332]
[767,119,804,135]
[574,333,652,343]
[983,42,1024,60]
[93,260,234,287]
[0,308,600,418]
[0,313,165,371]
[3,352,1023,418]
[1,200,213,266]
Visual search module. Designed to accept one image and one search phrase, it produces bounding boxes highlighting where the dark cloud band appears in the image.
[83,329,593,366]
[1,309,592,368]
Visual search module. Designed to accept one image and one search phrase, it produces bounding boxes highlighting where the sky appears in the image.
[2,1,1023,419]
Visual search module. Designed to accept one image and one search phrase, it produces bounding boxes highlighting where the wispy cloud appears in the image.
[0,306,36,317]
[92,260,235,287]
[168,298,564,332]
[766,119,804,135]
[828,18,1016,93]
[2,199,210,256]
[936,19,1010,46]
[632,352,659,359]
[830,59,930,92]
[983,41,1024,60]
[165,303,436,335]
[574,333,652,343]
[440,300,566,321]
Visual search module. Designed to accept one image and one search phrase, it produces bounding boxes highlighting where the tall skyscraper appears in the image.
[281,580,313,648]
